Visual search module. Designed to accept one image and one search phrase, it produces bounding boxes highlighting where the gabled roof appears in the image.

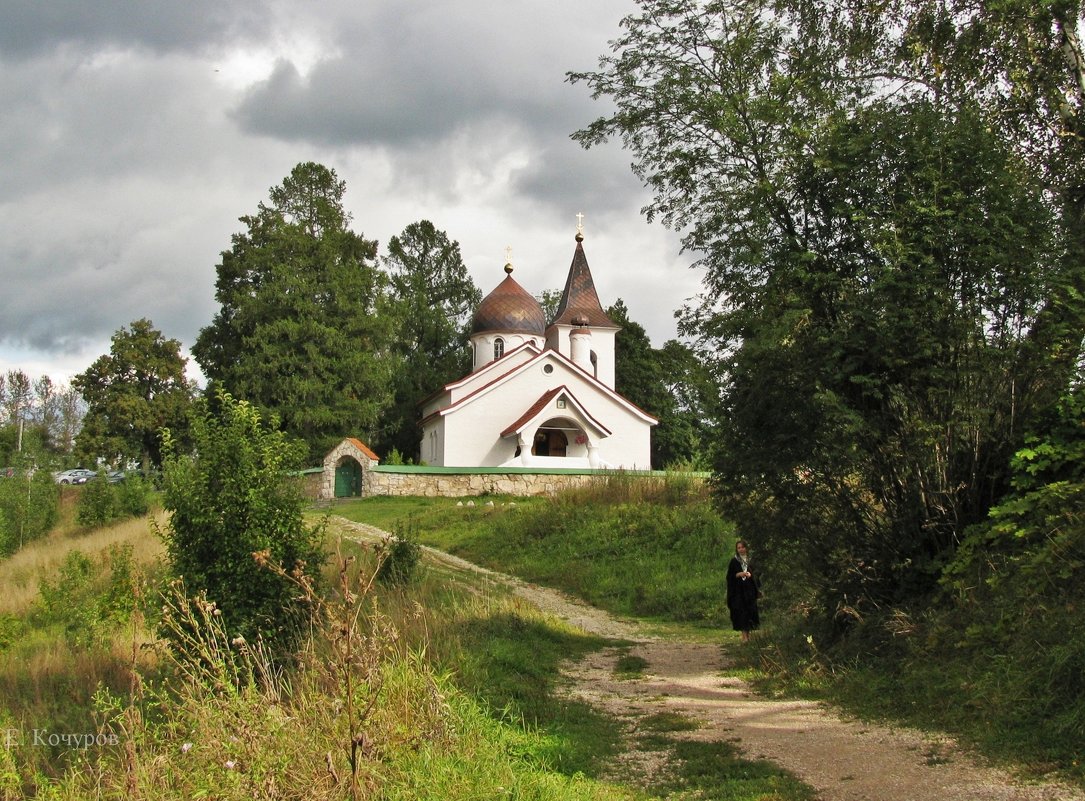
[549,234,619,329]
[500,386,612,439]
[419,346,658,429]
[416,341,542,409]
[346,438,380,461]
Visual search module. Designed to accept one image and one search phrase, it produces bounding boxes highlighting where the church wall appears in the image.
[470,333,544,372]
[452,345,538,404]
[441,385,530,466]
[420,417,446,466]
[440,366,653,469]
[594,412,653,469]
[547,327,617,389]
[427,339,653,470]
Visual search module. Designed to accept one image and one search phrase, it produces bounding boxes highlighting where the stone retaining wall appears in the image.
[319,438,705,500]
[365,469,602,498]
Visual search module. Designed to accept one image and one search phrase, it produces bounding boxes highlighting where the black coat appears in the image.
[726,555,760,632]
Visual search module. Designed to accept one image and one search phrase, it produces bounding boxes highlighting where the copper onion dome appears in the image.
[470,263,546,336]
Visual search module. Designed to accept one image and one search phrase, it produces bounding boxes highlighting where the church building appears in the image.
[418,223,657,469]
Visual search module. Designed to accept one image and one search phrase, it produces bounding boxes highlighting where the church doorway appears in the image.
[532,418,579,457]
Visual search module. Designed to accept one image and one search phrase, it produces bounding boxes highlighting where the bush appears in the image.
[159,389,325,653]
[377,524,422,587]
[115,473,152,517]
[76,471,116,527]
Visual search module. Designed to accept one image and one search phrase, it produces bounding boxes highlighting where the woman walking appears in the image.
[726,540,760,642]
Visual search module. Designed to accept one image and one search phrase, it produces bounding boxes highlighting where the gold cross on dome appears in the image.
[576,212,585,235]
[505,245,513,263]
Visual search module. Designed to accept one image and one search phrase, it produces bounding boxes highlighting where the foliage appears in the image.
[377,220,481,460]
[10,529,643,800]
[73,318,194,471]
[76,471,115,528]
[115,473,153,517]
[571,0,1080,632]
[76,472,153,529]
[741,382,1085,777]
[608,299,713,468]
[0,370,83,464]
[343,476,728,625]
[0,469,59,557]
[159,388,325,651]
[375,521,423,587]
[36,545,138,648]
[192,162,399,463]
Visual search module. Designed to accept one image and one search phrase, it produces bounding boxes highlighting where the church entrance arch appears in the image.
[531,417,582,458]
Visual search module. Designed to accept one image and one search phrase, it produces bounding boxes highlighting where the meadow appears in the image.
[0,475,816,801]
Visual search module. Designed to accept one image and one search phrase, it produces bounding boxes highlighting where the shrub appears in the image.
[115,473,152,517]
[76,471,116,528]
[159,389,325,653]
[377,530,422,586]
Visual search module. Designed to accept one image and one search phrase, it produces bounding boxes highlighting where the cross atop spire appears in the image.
[575,212,585,240]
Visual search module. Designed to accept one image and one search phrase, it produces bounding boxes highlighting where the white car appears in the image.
[53,469,96,485]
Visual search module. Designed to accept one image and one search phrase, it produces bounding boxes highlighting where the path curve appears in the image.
[337,518,1084,801]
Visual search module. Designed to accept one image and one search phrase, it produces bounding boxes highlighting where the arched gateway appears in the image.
[320,438,380,501]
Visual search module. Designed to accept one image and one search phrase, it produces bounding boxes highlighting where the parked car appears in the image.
[0,467,14,479]
[107,470,127,483]
[53,469,96,485]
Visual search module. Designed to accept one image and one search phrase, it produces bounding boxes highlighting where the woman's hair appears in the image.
[735,539,748,552]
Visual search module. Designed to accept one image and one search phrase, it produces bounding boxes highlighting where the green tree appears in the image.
[377,220,481,459]
[607,299,710,468]
[73,319,194,472]
[571,1,1068,624]
[536,289,563,324]
[159,388,324,650]
[192,162,397,463]
[0,468,58,557]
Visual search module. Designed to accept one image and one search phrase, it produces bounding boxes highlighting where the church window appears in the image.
[543,364,554,374]
[494,337,505,360]
[590,350,598,377]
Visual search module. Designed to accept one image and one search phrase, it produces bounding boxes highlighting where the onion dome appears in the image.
[471,262,546,336]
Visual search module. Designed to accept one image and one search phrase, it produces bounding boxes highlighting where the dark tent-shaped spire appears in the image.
[548,228,618,329]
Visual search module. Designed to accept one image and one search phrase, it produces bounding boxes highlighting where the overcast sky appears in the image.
[0,0,702,386]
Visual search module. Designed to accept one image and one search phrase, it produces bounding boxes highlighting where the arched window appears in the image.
[494,337,505,360]
[590,350,598,377]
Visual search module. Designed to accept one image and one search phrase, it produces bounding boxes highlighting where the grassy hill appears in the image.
[0,474,812,801]
[3,469,1079,797]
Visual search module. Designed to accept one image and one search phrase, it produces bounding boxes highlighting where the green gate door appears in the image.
[334,461,362,498]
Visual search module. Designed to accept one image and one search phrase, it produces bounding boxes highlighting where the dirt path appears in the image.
[338,519,1084,801]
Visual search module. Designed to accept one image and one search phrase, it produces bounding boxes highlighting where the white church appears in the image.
[418,223,657,469]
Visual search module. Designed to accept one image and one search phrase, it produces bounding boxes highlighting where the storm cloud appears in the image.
[0,0,700,382]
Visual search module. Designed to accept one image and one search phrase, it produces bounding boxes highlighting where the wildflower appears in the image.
[181,742,192,754]
[231,636,246,647]
[225,760,236,770]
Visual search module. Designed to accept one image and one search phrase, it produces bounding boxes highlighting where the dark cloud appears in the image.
[0,0,268,58]
[0,0,702,379]
[233,0,625,148]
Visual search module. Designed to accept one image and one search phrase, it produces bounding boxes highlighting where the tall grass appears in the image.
[0,512,165,617]
[1,513,641,800]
